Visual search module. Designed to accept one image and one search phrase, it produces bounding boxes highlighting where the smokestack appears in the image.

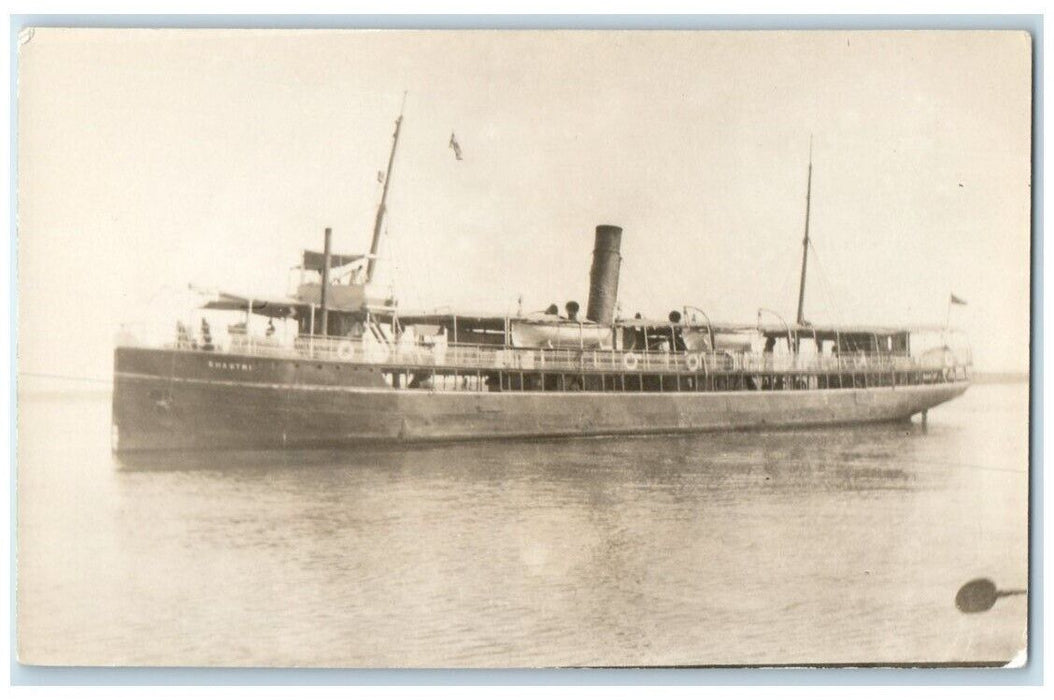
[586,224,623,325]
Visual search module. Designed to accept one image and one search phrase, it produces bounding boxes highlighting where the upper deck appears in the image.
[115,323,972,394]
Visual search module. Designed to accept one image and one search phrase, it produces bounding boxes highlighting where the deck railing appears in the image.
[132,330,970,380]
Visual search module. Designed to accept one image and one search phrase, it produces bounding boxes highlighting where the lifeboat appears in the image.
[510,313,614,349]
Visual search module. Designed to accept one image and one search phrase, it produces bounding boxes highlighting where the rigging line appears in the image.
[806,238,843,325]
[616,255,641,317]
[381,221,398,298]
[383,209,431,309]
[778,239,801,318]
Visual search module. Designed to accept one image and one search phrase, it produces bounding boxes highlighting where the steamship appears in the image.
[111,111,971,453]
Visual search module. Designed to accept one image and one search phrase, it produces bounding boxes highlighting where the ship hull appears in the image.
[112,348,969,453]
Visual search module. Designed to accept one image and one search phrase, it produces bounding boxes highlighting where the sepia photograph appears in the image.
[15,27,1032,669]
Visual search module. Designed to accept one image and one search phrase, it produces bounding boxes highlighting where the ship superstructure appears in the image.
[111,110,970,453]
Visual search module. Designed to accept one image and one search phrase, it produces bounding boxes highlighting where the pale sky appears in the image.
[18,29,1032,379]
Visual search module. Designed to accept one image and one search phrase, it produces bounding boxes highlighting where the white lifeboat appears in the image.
[510,313,613,349]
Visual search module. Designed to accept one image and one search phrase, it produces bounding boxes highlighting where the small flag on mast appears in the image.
[449,132,463,161]
[950,293,967,306]
[377,171,385,184]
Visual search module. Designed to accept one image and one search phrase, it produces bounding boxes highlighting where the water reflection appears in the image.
[115,420,927,492]
[18,384,1028,666]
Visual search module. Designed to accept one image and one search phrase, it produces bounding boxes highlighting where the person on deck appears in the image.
[176,321,191,349]
[200,318,214,352]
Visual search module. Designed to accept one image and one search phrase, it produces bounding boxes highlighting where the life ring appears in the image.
[623,352,639,371]
[336,341,354,361]
[685,353,701,372]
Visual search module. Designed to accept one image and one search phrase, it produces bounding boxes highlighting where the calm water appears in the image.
[17,383,1029,667]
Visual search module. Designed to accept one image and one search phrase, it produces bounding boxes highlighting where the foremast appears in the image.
[366,94,406,284]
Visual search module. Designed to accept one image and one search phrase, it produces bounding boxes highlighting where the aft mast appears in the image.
[366,93,406,284]
[795,137,813,326]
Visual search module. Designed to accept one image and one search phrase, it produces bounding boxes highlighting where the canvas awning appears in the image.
[201,292,307,319]
[301,250,367,272]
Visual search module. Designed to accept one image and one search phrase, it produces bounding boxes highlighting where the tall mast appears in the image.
[366,94,406,284]
[795,137,813,326]
[319,227,332,335]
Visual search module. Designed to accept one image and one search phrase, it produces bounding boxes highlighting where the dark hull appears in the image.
[112,347,969,453]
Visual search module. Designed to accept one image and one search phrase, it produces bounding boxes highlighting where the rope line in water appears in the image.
[708,455,1025,476]
[804,454,1024,475]
[894,457,1027,475]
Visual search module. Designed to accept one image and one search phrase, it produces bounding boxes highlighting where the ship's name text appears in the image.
[207,360,253,372]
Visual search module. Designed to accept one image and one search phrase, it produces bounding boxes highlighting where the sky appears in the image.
[17,29,1032,380]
